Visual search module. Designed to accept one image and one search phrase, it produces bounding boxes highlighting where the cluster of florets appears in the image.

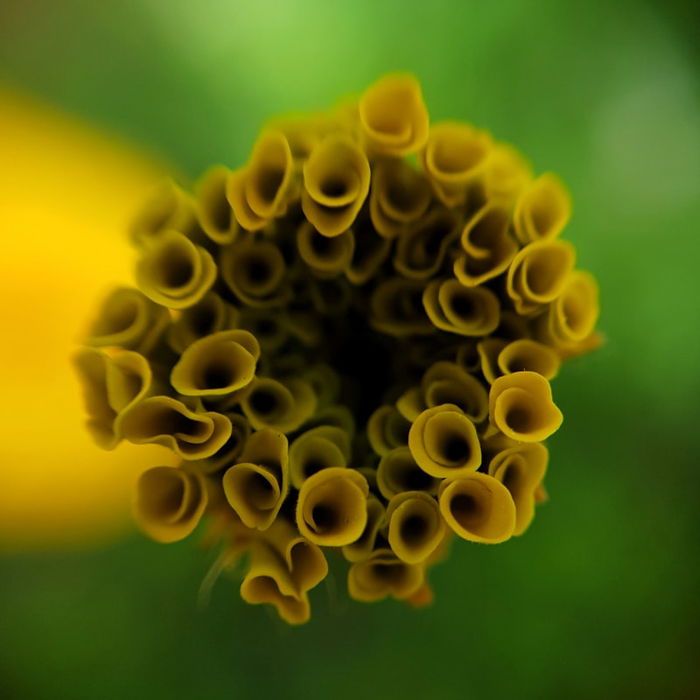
[76,74,600,623]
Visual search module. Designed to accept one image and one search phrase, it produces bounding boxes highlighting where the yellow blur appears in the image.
[0,88,177,550]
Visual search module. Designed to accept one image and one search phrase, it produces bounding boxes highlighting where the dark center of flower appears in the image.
[250,389,278,415]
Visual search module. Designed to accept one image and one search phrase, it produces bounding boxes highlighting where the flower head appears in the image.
[76,74,600,622]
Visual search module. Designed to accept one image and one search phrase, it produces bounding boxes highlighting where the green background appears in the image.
[1,0,699,697]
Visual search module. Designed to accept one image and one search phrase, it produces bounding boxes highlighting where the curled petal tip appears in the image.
[133,466,209,543]
[438,473,516,544]
[359,74,429,157]
[489,371,563,442]
[408,404,482,478]
[296,467,369,547]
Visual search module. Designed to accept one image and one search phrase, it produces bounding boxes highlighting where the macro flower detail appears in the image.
[76,73,601,624]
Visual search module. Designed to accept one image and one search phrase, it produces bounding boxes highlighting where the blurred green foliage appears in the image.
[1,0,699,698]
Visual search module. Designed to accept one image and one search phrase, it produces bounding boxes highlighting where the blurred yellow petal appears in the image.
[347,547,424,602]
[133,466,209,543]
[243,131,294,220]
[341,496,386,563]
[240,541,312,625]
[298,363,341,410]
[453,203,519,287]
[194,165,239,245]
[394,210,460,280]
[421,122,492,207]
[497,339,561,380]
[488,442,548,535]
[84,286,169,352]
[240,376,317,433]
[370,277,435,337]
[535,270,601,354]
[301,134,371,237]
[237,307,289,354]
[404,581,435,608]
[369,158,432,238]
[130,178,196,249]
[513,173,571,244]
[222,429,289,530]
[0,89,177,550]
[395,386,427,423]
[190,413,250,475]
[506,239,576,315]
[219,238,290,308]
[345,210,392,284]
[167,291,240,355]
[288,425,350,489]
[423,278,500,337]
[170,329,259,398]
[135,230,217,309]
[421,361,489,423]
[359,74,429,157]
[121,396,233,460]
[296,221,356,276]
[377,447,440,501]
[477,338,509,384]
[478,142,532,202]
[73,347,155,449]
[262,518,328,595]
[367,405,411,457]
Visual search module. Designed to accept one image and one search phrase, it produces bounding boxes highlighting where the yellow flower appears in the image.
[76,73,601,622]
[0,89,176,550]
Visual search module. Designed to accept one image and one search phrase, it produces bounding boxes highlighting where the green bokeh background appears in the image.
[1,1,699,697]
